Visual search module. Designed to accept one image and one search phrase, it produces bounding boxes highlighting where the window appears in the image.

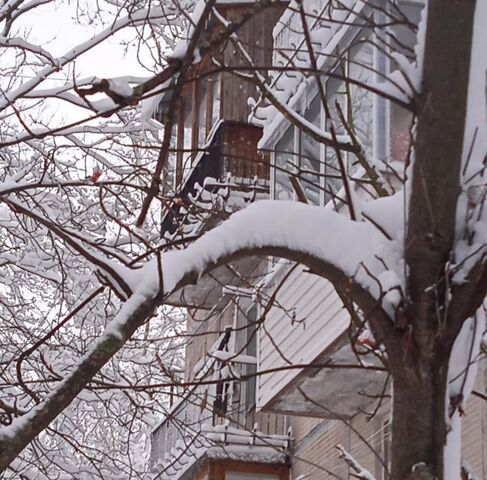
[273,97,323,205]
[271,2,424,204]
[348,38,374,158]
[380,418,391,480]
[243,305,257,415]
[224,303,259,427]
[174,74,221,191]
[164,132,178,195]
[271,40,373,206]
[299,95,322,205]
[389,3,423,163]
[208,73,221,134]
[324,30,373,188]
[198,78,208,148]
[273,126,295,201]
[324,77,348,200]
[375,1,424,163]
[213,327,232,419]
[181,96,193,181]
[390,2,423,63]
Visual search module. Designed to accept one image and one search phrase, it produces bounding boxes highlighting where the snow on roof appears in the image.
[250,0,365,148]
[152,423,290,480]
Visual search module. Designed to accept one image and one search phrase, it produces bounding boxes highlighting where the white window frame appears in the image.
[270,0,423,205]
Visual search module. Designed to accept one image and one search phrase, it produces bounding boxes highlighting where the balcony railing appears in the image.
[150,327,290,477]
[161,121,269,237]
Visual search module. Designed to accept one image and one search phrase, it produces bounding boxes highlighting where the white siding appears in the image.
[257,263,349,409]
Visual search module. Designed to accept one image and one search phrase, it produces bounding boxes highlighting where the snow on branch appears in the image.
[0,36,57,64]
[336,445,376,480]
[3,197,134,299]
[0,199,398,470]
[0,6,168,111]
[0,120,155,147]
[135,200,397,300]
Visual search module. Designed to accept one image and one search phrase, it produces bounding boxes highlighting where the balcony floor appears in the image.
[260,335,388,419]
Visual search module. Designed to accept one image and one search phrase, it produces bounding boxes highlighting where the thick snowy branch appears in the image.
[0,6,168,111]
[0,200,396,471]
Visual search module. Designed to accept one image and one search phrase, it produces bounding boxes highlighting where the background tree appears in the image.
[0,0,485,479]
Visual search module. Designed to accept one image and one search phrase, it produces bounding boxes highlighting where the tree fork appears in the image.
[406,0,477,330]
[400,0,477,478]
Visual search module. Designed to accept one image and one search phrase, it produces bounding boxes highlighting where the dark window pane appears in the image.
[300,95,322,205]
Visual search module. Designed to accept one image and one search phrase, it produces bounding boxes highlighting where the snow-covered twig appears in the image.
[336,444,376,480]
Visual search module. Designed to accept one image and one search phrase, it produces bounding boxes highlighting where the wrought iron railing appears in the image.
[160,121,269,236]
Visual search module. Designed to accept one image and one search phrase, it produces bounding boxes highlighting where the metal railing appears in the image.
[150,327,289,468]
[160,121,269,236]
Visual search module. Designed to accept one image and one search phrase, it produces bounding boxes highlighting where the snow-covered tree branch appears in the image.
[0,0,487,478]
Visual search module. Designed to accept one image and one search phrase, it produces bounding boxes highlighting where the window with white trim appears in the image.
[273,126,295,201]
[271,32,373,205]
[375,1,424,163]
[271,1,424,204]
[389,2,423,163]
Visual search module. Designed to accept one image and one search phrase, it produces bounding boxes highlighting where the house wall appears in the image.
[254,259,486,478]
[165,2,284,192]
[156,2,487,476]
[289,416,349,479]
[220,4,284,123]
[257,263,349,410]
[286,362,487,479]
[462,368,487,477]
[154,297,487,478]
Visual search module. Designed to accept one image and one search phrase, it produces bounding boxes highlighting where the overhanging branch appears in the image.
[0,201,395,471]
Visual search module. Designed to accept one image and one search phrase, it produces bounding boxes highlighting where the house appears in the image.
[150,2,292,479]
[150,1,487,479]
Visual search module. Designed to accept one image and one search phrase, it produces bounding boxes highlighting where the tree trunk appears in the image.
[390,359,450,479]
[397,0,477,476]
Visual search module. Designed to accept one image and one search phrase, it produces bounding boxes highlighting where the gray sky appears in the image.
[21,0,152,79]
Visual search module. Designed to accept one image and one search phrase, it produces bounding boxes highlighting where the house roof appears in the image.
[152,424,290,480]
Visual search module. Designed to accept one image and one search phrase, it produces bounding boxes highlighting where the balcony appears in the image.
[150,328,290,480]
[163,121,269,308]
[256,263,388,419]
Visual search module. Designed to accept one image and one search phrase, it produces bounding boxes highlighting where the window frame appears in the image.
[270,1,423,204]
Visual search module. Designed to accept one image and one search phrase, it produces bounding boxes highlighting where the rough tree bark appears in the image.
[390,0,477,478]
[0,1,482,478]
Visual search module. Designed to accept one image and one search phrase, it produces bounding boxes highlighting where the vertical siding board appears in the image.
[461,365,487,476]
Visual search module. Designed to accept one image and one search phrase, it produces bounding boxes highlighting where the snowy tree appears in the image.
[0,0,191,476]
[0,0,486,479]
